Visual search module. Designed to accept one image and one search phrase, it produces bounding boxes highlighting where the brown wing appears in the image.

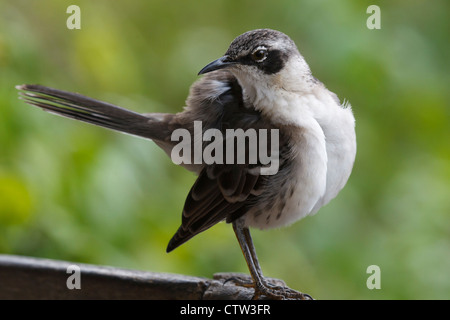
[166,166,262,252]
[166,71,271,252]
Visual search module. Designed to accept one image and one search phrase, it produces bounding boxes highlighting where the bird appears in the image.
[16,28,356,300]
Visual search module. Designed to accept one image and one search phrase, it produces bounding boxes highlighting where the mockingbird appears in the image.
[16,29,356,300]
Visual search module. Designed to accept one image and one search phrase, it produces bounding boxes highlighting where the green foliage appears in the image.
[0,0,449,299]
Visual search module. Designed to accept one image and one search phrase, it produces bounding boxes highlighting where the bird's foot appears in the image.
[253,278,313,300]
[215,273,313,300]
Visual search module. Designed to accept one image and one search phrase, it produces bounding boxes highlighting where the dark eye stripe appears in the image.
[261,49,287,74]
[235,48,287,75]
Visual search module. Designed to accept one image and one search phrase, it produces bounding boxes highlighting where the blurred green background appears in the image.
[0,0,449,299]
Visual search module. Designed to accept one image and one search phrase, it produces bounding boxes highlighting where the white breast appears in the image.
[309,90,356,214]
[244,88,356,230]
[243,93,330,229]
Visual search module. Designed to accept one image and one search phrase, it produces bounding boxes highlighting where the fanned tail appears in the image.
[16,84,166,140]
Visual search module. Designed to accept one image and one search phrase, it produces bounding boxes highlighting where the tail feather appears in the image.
[16,84,165,140]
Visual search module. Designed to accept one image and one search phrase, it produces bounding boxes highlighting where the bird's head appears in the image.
[198,29,314,101]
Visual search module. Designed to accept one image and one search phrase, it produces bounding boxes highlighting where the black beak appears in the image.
[198,55,235,75]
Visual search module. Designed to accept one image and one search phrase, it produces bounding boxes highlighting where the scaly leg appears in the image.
[232,220,312,300]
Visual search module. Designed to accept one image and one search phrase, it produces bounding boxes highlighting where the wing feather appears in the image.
[166,71,271,252]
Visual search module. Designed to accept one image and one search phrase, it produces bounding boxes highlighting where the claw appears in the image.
[252,280,312,300]
[248,277,312,300]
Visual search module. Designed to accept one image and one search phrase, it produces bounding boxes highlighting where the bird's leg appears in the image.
[232,220,312,300]
[232,220,272,298]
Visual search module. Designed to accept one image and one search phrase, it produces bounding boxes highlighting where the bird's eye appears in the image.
[251,47,268,62]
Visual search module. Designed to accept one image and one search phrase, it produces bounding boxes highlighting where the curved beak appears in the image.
[198,55,235,75]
